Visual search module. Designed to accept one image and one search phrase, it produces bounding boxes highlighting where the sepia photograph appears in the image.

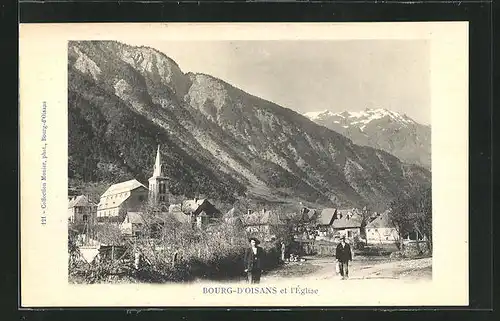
[19,22,468,307]
[67,39,432,286]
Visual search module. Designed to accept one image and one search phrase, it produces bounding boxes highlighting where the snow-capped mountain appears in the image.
[304,108,431,170]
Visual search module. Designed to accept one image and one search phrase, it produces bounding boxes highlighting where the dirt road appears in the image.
[262,256,432,283]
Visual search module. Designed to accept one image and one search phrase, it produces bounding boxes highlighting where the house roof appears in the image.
[225,216,243,226]
[125,211,191,225]
[241,210,285,226]
[68,195,95,208]
[316,208,337,225]
[304,208,319,221]
[124,212,146,225]
[332,213,362,229]
[366,210,394,228]
[181,199,207,213]
[224,207,237,218]
[101,179,148,197]
[336,208,362,217]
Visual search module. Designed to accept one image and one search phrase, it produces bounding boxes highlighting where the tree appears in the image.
[388,192,416,250]
[93,222,124,246]
[412,186,432,251]
[388,186,432,253]
[359,206,372,244]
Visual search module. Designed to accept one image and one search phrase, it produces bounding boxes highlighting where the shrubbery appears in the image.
[69,219,282,283]
[388,241,432,260]
[352,236,365,251]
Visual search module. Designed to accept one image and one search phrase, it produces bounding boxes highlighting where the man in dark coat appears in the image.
[244,237,264,283]
[335,236,353,279]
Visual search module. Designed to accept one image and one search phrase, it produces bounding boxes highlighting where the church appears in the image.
[95,145,220,234]
[96,145,167,222]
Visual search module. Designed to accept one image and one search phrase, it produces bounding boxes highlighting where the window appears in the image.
[160,195,165,202]
[83,215,88,222]
[347,231,352,237]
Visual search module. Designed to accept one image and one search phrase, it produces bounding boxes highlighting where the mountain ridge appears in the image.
[304,108,431,170]
[68,40,431,211]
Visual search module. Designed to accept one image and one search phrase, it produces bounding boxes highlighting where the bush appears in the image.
[69,218,284,283]
[389,251,404,260]
[352,236,365,251]
[403,241,431,258]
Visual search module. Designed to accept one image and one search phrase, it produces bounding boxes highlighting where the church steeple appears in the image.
[152,145,163,178]
[148,145,168,205]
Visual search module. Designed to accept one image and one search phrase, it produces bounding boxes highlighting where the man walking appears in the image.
[335,236,353,279]
[244,237,264,284]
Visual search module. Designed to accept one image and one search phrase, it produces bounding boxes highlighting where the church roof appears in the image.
[101,179,148,197]
[149,145,167,179]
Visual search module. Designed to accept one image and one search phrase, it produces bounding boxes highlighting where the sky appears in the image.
[122,40,430,125]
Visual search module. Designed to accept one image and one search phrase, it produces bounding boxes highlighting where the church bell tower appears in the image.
[148,145,168,204]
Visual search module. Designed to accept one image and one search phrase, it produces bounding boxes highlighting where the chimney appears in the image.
[194,197,198,203]
[247,209,252,215]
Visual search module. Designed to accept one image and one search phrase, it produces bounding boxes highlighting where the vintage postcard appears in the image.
[19,22,468,307]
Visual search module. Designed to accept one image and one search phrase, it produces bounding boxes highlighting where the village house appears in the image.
[365,210,427,246]
[365,210,399,244]
[120,210,190,237]
[314,208,337,237]
[331,209,363,240]
[168,198,221,229]
[120,212,147,237]
[68,195,97,224]
[223,207,244,229]
[241,209,287,238]
[292,207,319,225]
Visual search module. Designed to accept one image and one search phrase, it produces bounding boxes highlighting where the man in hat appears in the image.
[244,237,264,283]
[335,236,353,279]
